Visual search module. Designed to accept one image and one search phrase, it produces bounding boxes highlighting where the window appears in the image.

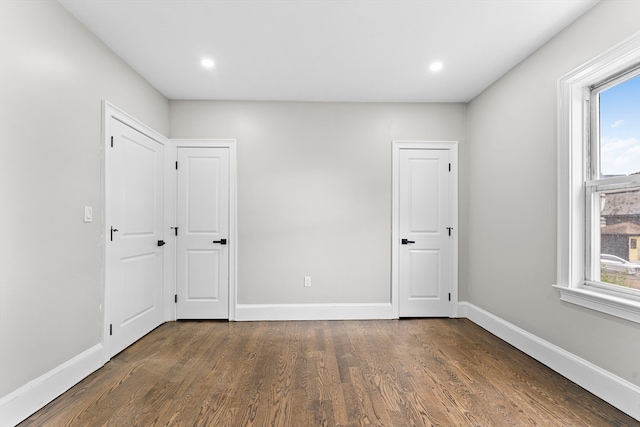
[556,33,640,323]
[587,73,640,291]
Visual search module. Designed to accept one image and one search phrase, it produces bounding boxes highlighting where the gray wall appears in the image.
[0,0,169,397]
[170,101,468,304]
[466,0,640,386]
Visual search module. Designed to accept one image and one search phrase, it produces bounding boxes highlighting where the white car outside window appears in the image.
[600,254,639,276]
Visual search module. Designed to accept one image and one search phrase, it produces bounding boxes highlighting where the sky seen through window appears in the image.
[599,74,640,177]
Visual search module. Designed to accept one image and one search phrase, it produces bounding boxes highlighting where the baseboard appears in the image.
[0,344,104,427]
[235,303,394,321]
[458,302,640,421]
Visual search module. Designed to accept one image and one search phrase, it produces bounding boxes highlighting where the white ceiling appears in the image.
[59,0,598,103]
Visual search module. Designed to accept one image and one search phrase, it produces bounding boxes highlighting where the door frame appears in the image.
[102,101,169,363]
[168,139,238,321]
[391,140,459,319]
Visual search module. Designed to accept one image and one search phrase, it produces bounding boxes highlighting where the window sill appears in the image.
[553,285,640,323]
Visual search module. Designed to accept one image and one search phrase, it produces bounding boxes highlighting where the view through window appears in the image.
[594,73,640,289]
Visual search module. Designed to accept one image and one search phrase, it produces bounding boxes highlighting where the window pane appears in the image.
[599,188,640,289]
[598,74,640,178]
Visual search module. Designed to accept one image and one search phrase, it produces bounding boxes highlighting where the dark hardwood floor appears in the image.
[19,319,639,426]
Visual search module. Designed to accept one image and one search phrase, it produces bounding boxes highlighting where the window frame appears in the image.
[586,69,640,286]
[555,32,640,324]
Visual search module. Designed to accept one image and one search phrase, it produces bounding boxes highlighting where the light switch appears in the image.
[84,206,93,223]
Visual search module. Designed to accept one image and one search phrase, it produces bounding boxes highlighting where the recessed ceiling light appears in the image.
[430,62,443,72]
[201,58,215,69]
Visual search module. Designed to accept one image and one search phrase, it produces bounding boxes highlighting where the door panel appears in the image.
[185,249,220,299]
[121,253,157,324]
[409,249,440,298]
[177,147,229,319]
[399,148,451,317]
[187,156,222,232]
[123,140,157,233]
[409,158,440,232]
[109,119,164,357]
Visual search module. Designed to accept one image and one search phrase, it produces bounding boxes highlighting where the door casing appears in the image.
[168,139,237,321]
[391,140,459,319]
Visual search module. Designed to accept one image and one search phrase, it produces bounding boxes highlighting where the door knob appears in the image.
[157,240,166,247]
[401,238,415,245]
[213,238,227,245]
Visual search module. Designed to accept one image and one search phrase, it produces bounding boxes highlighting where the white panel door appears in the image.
[109,119,164,356]
[399,148,451,317]
[176,147,229,319]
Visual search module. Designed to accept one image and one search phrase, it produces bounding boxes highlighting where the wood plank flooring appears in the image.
[19,319,639,426]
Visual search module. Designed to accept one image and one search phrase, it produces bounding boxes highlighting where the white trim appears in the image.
[391,140,459,319]
[235,303,393,321]
[169,139,238,321]
[102,101,169,362]
[0,344,104,427]
[553,285,640,323]
[556,32,640,323]
[459,302,640,421]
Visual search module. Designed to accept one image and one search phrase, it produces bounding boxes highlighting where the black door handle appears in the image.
[213,239,227,245]
[401,238,415,245]
[157,240,166,247]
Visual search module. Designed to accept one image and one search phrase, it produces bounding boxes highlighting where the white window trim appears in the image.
[555,32,640,324]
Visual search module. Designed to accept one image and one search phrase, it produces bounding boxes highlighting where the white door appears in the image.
[176,147,230,319]
[109,119,164,356]
[398,148,452,317]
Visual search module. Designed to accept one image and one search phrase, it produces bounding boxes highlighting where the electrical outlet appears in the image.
[304,276,311,287]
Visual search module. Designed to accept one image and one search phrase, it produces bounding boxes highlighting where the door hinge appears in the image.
[110,226,119,241]
[109,324,113,335]
[448,293,451,301]
[110,136,114,147]
[449,163,451,172]
[175,294,178,303]
[175,161,178,170]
